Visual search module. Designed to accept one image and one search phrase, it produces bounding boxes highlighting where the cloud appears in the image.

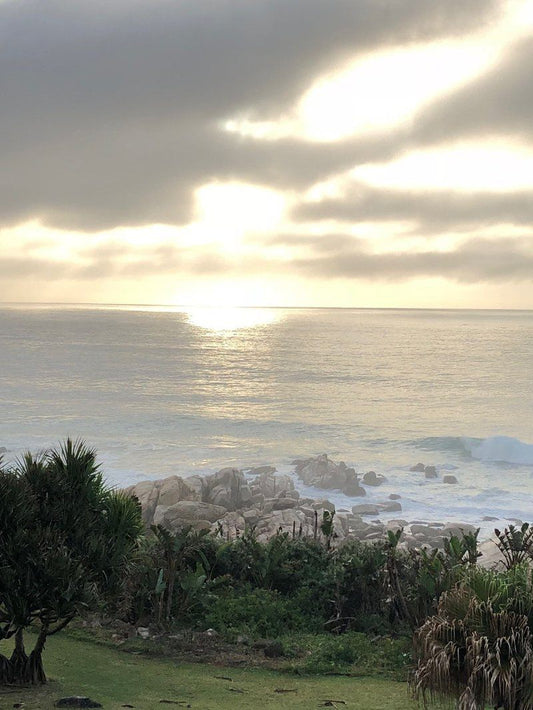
[0,0,501,231]
[413,36,533,143]
[294,183,533,232]
[291,235,533,282]
[3,232,533,287]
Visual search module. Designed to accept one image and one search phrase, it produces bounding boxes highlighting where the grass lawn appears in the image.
[0,632,422,709]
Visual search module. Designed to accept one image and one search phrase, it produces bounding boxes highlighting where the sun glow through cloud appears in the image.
[352,141,533,192]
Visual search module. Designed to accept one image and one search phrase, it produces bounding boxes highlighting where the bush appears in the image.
[203,587,318,638]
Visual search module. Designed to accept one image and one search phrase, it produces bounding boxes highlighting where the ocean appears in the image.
[1,304,532,535]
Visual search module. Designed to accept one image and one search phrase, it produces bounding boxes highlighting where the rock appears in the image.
[254,471,295,499]
[248,465,276,476]
[410,463,425,472]
[410,524,437,536]
[251,493,265,508]
[483,515,499,522]
[263,640,284,658]
[160,501,227,530]
[0,446,7,454]
[424,466,438,479]
[294,454,364,496]
[158,476,199,507]
[204,468,251,511]
[362,471,387,486]
[443,522,477,538]
[214,511,246,536]
[352,504,380,516]
[443,475,458,484]
[389,493,401,500]
[128,476,199,525]
[242,509,260,526]
[136,626,150,639]
[269,497,297,511]
[152,505,169,527]
[54,699,102,709]
[343,481,366,497]
[312,499,336,513]
[378,501,402,512]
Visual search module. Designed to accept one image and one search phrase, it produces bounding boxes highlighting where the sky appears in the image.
[1,0,533,308]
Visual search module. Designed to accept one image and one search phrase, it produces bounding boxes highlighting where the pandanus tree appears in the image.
[412,564,533,710]
[0,440,143,685]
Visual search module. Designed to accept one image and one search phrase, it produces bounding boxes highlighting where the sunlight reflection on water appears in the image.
[183,307,281,332]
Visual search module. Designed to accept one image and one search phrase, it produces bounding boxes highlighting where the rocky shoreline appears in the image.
[123,453,496,554]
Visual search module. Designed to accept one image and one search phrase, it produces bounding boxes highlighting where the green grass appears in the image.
[0,632,422,709]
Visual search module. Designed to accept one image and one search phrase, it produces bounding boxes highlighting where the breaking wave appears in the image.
[412,435,533,465]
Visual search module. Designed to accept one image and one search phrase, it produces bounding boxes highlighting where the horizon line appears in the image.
[1,301,532,312]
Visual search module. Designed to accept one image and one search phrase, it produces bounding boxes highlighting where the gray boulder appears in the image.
[362,470,387,486]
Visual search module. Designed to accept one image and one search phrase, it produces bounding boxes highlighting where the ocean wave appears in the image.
[412,435,533,465]
[463,436,533,466]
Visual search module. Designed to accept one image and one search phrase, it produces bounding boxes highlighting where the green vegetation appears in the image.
[0,440,143,684]
[4,440,533,709]
[0,632,419,709]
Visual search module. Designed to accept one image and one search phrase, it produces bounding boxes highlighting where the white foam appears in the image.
[465,436,533,465]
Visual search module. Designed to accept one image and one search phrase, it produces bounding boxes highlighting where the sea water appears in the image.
[1,304,532,535]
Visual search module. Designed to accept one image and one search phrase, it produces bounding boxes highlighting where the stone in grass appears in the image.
[424,466,438,479]
[389,493,401,500]
[54,698,103,708]
[443,475,458,484]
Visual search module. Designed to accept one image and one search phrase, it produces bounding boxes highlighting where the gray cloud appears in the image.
[3,233,533,285]
[0,0,500,231]
[292,235,533,282]
[414,36,533,143]
[294,183,533,232]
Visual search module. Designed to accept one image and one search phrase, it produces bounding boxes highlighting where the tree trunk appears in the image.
[6,625,49,685]
[9,628,28,680]
[0,653,12,685]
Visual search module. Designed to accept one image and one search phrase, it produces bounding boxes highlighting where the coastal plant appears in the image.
[494,523,533,569]
[412,565,533,709]
[326,539,388,634]
[0,439,143,685]
[150,524,211,625]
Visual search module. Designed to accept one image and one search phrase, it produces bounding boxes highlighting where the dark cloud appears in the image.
[0,0,500,230]
[291,235,533,282]
[294,183,533,232]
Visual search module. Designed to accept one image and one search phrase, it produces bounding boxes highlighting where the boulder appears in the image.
[443,475,458,484]
[159,501,227,531]
[158,476,199,507]
[254,471,295,499]
[352,504,380,516]
[204,468,251,511]
[211,511,246,537]
[312,499,336,513]
[389,494,401,500]
[378,501,402,512]
[424,465,437,479]
[362,471,387,486]
[248,465,276,476]
[410,463,425,472]
[294,454,364,496]
[270,497,297,511]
